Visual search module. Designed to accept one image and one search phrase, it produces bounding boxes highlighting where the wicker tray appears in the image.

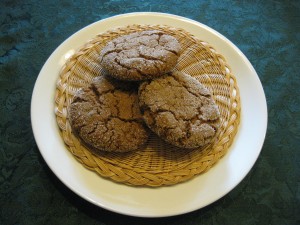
[55,24,241,187]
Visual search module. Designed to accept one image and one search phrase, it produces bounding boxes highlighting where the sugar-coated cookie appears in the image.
[68,76,149,152]
[138,71,220,149]
[100,30,181,81]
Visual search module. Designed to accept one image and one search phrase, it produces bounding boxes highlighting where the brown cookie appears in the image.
[138,71,220,149]
[68,76,149,152]
[99,30,181,81]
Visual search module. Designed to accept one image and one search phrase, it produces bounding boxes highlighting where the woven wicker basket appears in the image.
[55,24,241,187]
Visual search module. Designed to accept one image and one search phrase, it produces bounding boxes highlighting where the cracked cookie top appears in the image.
[99,30,181,81]
[138,71,220,149]
[68,75,149,152]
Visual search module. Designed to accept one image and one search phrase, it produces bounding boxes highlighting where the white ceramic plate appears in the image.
[31,12,267,217]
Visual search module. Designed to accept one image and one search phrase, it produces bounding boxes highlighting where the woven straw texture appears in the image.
[55,24,241,187]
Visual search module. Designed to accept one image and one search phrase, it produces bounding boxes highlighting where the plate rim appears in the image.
[31,12,268,217]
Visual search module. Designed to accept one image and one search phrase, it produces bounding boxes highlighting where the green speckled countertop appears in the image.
[0,0,299,224]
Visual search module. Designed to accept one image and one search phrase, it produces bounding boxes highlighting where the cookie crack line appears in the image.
[159,108,177,118]
[104,120,114,149]
[100,48,122,63]
[91,83,102,105]
[86,122,98,135]
[137,40,179,59]
[136,49,166,74]
[157,33,180,56]
[171,73,211,98]
[114,58,148,77]
[108,116,141,123]
[91,81,120,101]
[166,48,180,56]
[137,47,167,63]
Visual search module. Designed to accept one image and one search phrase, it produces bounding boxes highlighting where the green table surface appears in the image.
[1,0,299,224]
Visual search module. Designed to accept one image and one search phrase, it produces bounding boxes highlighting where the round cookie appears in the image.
[99,30,181,81]
[68,76,149,152]
[138,71,220,149]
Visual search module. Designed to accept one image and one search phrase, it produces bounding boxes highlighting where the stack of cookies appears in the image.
[68,30,220,153]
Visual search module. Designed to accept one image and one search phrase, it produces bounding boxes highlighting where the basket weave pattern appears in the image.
[55,25,241,187]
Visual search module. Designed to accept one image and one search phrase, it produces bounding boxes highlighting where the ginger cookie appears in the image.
[138,71,220,149]
[99,30,181,81]
[68,76,149,152]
